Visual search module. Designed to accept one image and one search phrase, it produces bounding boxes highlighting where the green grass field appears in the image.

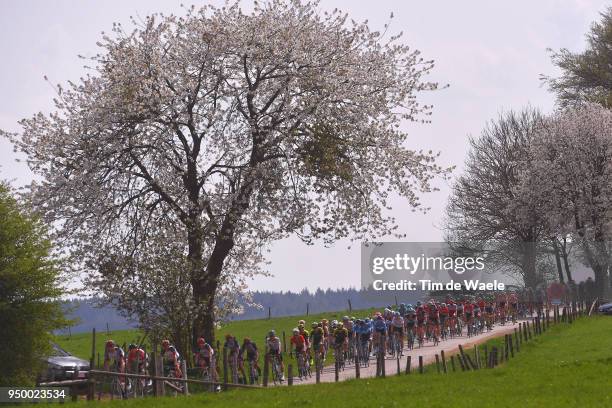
[67,315,611,408]
[55,308,377,371]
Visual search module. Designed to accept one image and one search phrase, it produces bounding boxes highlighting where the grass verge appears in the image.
[67,315,611,407]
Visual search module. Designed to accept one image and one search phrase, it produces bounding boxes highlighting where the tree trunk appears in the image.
[560,238,573,282]
[552,239,565,283]
[521,240,538,290]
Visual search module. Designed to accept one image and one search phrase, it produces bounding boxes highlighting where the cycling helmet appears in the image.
[407,304,413,308]
[311,322,318,328]
[441,303,447,307]
[342,316,349,321]
[269,330,276,337]
[292,328,299,334]
[416,301,422,307]
[321,319,328,324]
[364,318,370,323]
[351,316,356,321]
[128,343,136,350]
[317,322,323,327]
[337,323,343,329]
[105,340,115,348]
[197,337,206,345]
[298,320,306,325]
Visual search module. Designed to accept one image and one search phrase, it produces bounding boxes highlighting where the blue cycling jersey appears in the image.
[373,319,387,331]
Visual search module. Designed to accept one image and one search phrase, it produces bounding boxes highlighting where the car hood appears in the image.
[47,355,90,369]
[599,302,612,309]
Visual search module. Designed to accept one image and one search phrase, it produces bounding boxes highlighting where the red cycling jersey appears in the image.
[464,303,474,313]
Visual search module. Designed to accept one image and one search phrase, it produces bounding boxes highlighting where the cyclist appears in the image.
[223,334,241,382]
[372,314,387,354]
[399,302,408,317]
[289,328,308,375]
[497,293,507,324]
[464,299,475,334]
[239,337,260,381]
[298,324,310,356]
[332,322,348,366]
[415,301,427,345]
[194,337,215,378]
[104,340,126,393]
[310,322,325,363]
[448,298,457,335]
[439,303,449,337]
[404,305,417,347]
[484,300,495,330]
[126,344,146,375]
[321,319,330,353]
[473,299,482,332]
[266,330,285,380]
[161,340,182,378]
[509,292,518,323]
[104,340,126,373]
[390,311,404,355]
[427,300,440,342]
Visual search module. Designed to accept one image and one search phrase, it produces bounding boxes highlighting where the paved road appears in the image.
[289,321,522,385]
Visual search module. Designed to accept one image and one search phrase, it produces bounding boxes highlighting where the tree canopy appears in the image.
[6,0,449,344]
[544,7,612,108]
[0,182,67,386]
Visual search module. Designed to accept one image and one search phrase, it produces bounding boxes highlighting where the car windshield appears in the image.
[51,343,71,357]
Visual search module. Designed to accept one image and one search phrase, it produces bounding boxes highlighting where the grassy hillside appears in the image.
[55,308,377,368]
[72,316,611,408]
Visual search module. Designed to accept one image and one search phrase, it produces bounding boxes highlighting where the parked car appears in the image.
[598,302,612,315]
[39,343,90,382]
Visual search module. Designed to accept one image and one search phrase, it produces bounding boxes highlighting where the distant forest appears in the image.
[60,288,421,334]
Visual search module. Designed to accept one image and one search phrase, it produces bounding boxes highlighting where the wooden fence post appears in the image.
[306,303,309,316]
[268,307,271,320]
[315,354,320,384]
[514,328,520,352]
[348,299,352,313]
[440,350,447,373]
[435,354,441,373]
[282,332,287,353]
[263,355,269,387]
[418,356,424,374]
[450,355,456,372]
[222,347,228,390]
[397,354,401,375]
[355,350,360,379]
[287,364,293,386]
[527,321,532,339]
[508,334,514,358]
[458,345,471,371]
[182,360,189,395]
[457,354,465,371]
[90,328,96,369]
[157,355,165,396]
[405,356,411,374]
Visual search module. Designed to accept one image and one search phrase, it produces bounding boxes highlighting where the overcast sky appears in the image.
[0,0,607,292]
